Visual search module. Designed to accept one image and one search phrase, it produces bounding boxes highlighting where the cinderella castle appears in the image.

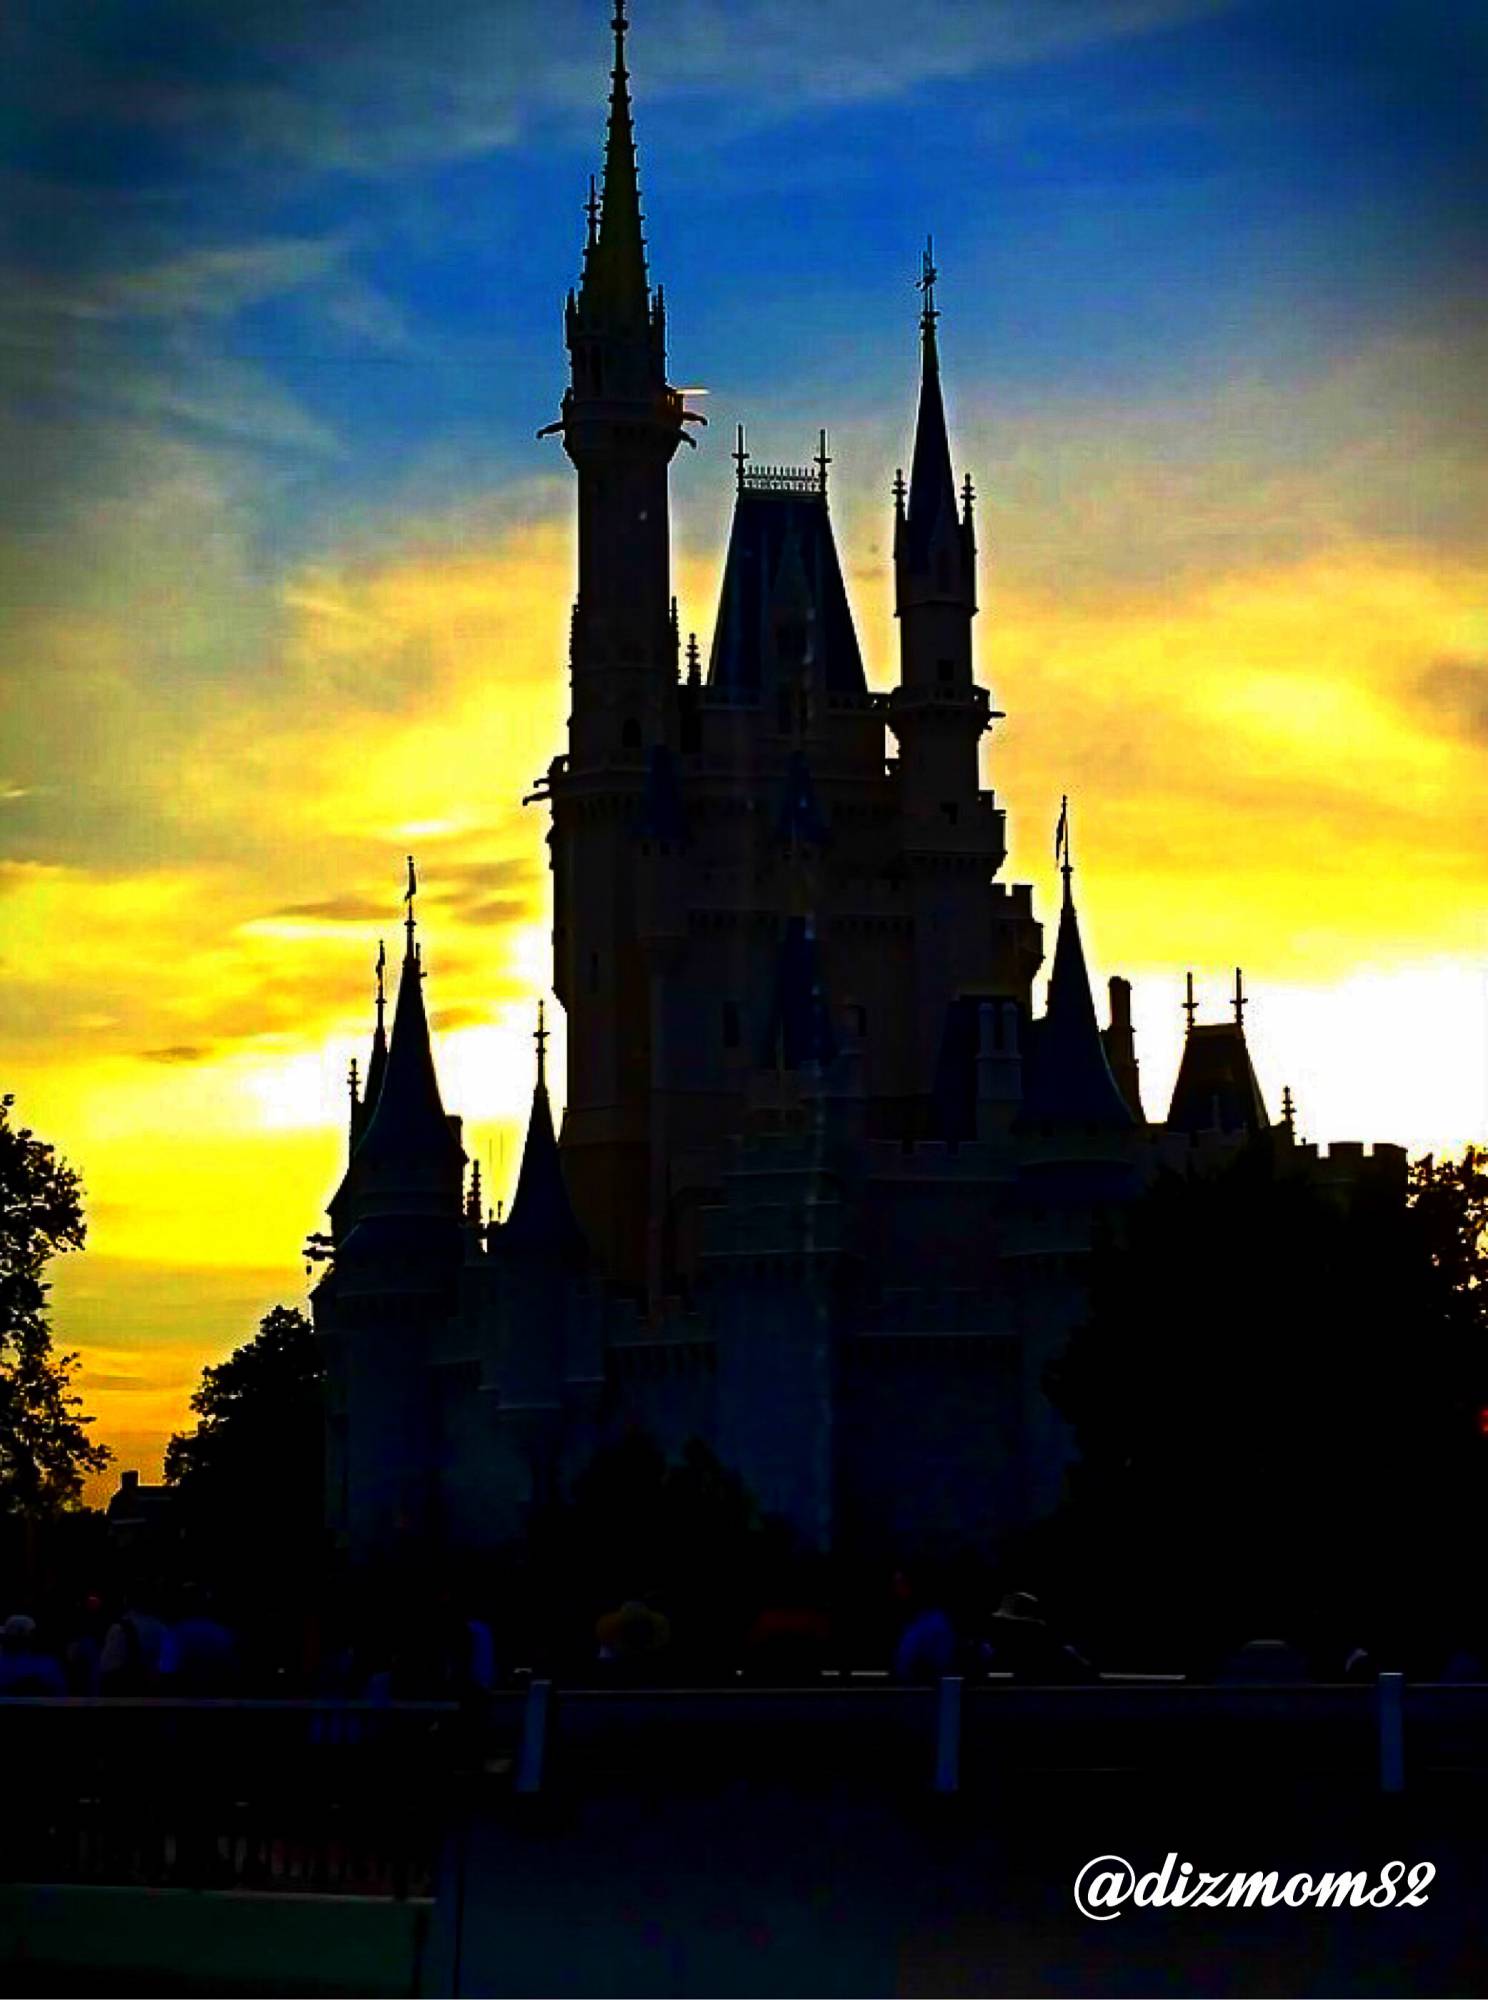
[311,2,1402,1566]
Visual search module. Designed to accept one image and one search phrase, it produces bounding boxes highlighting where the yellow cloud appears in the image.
[9,342,1488,1491]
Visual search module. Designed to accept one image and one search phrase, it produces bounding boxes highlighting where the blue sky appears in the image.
[6,0,1484,569]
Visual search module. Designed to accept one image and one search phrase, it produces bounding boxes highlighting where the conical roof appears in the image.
[1167,1025,1270,1137]
[503,1014,588,1267]
[905,302,959,570]
[1020,875,1134,1130]
[709,486,866,697]
[354,937,465,1196]
[578,0,650,328]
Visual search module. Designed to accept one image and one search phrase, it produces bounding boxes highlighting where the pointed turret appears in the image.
[1020,817,1134,1130]
[357,939,390,1140]
[904,243,960,573]
[897,240,975,601]
[578,1,650,330]
[352,861,465,1205]
[889,242,992,852]
[504,1002,588,1267]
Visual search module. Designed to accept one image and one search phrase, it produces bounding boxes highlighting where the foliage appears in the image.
[523,1427,778,1667]
[0,1093,110,1516]
[165,1304,324,1585]
[1044,1142,1488,1658]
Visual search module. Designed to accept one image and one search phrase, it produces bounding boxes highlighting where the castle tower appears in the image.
[884,246,1034,1124]
[316,862,466,1562]
[554,0,689,764]
[542,1,697,1291]
[887,243,994,854]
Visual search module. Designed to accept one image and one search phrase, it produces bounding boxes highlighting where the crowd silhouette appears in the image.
[5,1560,1486,1701]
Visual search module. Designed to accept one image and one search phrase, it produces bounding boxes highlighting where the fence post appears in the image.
[515,1679,552,1796]
[934,1676,963,1794]
[1377,1671,1405,1795]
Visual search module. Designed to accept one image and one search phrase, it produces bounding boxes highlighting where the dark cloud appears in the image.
[273,893,391,922]
[138,1043,213,1064]
[456,895,530,927]
[1417,658,1488,747]
[431,1003,494,1032]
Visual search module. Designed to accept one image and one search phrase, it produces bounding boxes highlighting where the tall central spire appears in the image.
[580,0,650,327]
[905,237,960,565]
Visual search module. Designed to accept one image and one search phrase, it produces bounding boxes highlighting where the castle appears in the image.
[311,2,1403,1566]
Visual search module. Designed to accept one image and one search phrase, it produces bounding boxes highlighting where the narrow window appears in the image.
[937,658,953,686]
[941,801,959,826]
[621,716,642,750]
[589,950,600,994]
[722,1000,741,1050]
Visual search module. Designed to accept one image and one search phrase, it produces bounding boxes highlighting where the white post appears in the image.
[516,1678,552,1795]
[934,1675,963,1794]
[1378,1671,1405,1794]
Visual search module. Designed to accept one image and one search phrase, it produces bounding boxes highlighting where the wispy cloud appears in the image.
[10,0,1235,180]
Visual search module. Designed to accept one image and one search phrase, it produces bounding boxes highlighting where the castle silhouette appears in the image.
[311,2,1402,1565]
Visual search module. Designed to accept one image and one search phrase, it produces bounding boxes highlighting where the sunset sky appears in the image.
[4,0,1485,1494]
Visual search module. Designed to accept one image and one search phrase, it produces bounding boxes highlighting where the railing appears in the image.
[1,1697,522,1898]
[506,1672,1477,1801]
[5,1676,1483,1896]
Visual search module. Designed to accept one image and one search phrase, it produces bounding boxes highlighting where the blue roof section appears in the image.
[1019,885,1134,1131]
[763,914,839,1071]
[707,487,867,699]
[776,751,830,848]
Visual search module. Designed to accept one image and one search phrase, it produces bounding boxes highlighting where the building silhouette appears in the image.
[312,3,1403,1566]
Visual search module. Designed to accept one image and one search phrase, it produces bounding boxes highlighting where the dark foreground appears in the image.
[5,1684,1488,1996]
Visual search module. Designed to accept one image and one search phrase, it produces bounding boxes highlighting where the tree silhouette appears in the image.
[1045,1143,1488,1659]
[0,1093,110,1517]
[165,1304,324,1594]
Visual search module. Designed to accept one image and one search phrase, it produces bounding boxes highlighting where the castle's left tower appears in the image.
[541,1,692,1290]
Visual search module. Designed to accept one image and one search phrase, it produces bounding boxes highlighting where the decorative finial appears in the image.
[403,854,418,955]
[733,422,749,492]
[1183,972,1198,1034]
[348,1056,360,1104]
[892,466,906,512]
[815,428,831,496]
[585,174,601,249]
[1281,1084,1296,1135]
[467,1158,484,1228]
[917,234,939,333]
[961,470,975,518]
[1054,794,1072,892]
[686,632,701,685]
[1233,967,1247,1027]
[535,997,549,1089]
[375,937,387,1032]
